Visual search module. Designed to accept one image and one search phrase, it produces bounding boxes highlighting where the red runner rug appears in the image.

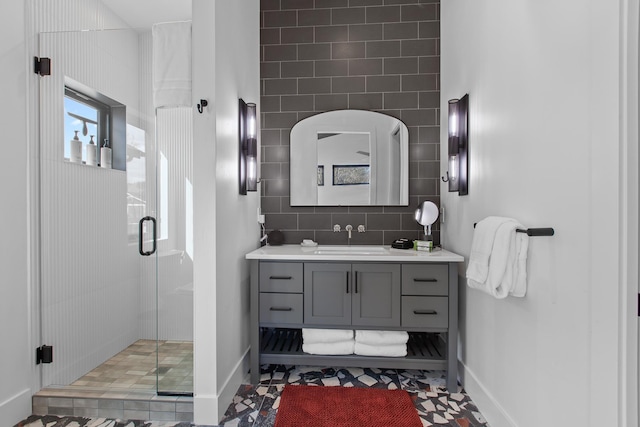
[274,385,423,427]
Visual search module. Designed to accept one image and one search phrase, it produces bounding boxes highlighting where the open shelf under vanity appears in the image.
[259,327,448,371]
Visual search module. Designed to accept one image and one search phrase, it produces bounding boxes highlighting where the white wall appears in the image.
[213,0,260,413]
[441,1,636,426]
[0,1,32,425]
[192,0,260,423]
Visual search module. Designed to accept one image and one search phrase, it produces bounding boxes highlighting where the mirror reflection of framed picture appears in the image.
[333,165,370,186]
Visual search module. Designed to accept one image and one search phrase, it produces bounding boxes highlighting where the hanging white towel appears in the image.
[354,342,407,357]
[153,21,192,108]
[302,328,353,344]
[302,341,354,355]
[466,216,529,299]
[355,330,408,346]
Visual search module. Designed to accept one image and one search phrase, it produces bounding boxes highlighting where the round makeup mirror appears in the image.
[414,201,439,237]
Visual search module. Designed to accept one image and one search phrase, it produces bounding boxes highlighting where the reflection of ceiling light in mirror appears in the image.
[101,0,192,30]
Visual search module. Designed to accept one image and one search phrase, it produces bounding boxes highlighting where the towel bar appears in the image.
[473,223,554,236]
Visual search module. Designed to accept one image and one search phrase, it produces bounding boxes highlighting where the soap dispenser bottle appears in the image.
[100,139,112,169]
[70,130,82,163]
[86,135,97,166]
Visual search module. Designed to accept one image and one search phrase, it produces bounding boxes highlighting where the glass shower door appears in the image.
[38,26,193,396]
[38,28,149,390]
[153,107,194,395]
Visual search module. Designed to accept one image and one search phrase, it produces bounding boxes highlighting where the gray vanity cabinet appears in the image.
[247,246,463,392]
[304,263,400,327]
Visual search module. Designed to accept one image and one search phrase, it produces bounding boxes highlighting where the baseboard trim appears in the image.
[0,388,32,427]
[194,348,250,425]
[460,361,518,427]
[217,348,250,417]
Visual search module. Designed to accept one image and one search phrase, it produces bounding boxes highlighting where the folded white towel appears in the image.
[153,21,192,108]
[503,225,529,297]
[354,342,407,357]
[302,328,353,344]
[302,341,354,355]
[466,216,510,284]
[466,216,529,299]
[355,330,408,346]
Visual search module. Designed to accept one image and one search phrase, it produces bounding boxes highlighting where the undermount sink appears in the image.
[313,245,389,255]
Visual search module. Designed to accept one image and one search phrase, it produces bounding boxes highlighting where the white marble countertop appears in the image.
[246,244,464,263]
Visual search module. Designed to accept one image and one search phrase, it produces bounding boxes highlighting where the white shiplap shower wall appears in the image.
[39,28,141,386]
[31,0,129,33]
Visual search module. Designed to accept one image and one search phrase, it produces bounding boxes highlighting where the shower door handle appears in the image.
[139,216,157,256]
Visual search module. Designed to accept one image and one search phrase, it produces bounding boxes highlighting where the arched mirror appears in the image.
[290,110,409,206]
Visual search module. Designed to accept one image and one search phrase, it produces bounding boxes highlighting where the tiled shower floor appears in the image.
[70,340,193,393]
[30,340,194,422]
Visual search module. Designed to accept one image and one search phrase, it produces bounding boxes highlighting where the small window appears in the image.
[65,86,107,150]
[63,78,126,170]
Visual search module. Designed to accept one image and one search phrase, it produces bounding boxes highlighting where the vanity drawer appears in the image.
[401,296,448,329]
[402,264,448,296]
[260,293,303,325]
[259,262,304,293]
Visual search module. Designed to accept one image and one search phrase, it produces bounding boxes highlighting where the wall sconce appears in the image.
[442,94,469,195]
[239,98,258,195]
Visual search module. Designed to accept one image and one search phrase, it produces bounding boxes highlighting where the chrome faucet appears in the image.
[345,224,353,244]
[333,224,341,233]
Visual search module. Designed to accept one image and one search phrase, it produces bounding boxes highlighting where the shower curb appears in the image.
[32,387,194,422]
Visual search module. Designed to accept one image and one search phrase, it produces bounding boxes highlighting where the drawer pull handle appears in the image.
[269,306,293,312]
[413,278,437,283]
[413,309,438,315]
[269,276,292,280]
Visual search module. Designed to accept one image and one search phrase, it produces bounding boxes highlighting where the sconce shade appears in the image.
[246,137,258,192]
[239,99,258,195]
[446,94,469,195]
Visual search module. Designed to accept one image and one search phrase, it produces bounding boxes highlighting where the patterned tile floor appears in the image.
[17,365,489,427]
[69,340,193,393]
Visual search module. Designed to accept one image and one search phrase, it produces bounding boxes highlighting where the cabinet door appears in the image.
[304,263,351,326]
[351,264,401,327]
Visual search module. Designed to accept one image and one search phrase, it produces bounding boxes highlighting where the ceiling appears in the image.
[101,0,191,30]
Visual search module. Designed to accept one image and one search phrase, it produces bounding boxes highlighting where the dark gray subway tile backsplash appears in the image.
[260,0,441,245]
[331,7,366,25]
[366,5,401,23]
